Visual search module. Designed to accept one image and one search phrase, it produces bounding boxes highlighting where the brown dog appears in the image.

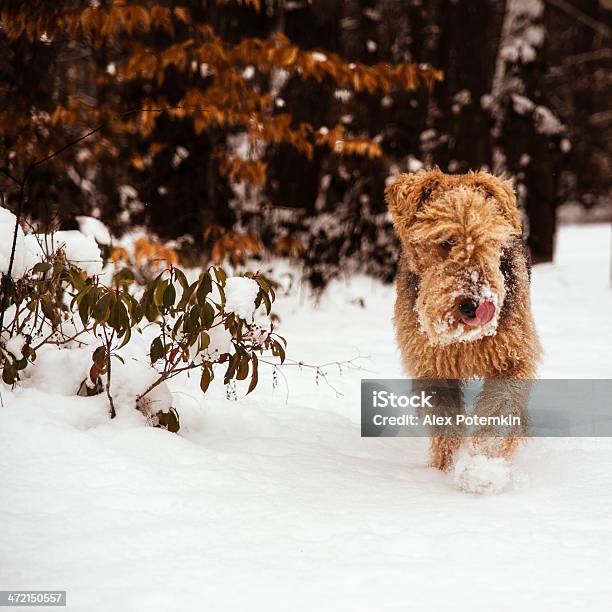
[385,168,541,490]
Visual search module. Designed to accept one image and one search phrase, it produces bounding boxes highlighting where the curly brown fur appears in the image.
[386,168,541,471]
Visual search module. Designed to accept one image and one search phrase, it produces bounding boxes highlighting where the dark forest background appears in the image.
[1,0,610,288]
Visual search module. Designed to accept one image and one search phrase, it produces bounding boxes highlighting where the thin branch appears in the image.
[29,125,105,171]
[561,48,612,65]
[547,0,611,39]
[31,327,90,351]
[136,361,199,403]
[0,168,20,186]
[259,355,369,400]
[24,107,177,171]
[4,105,210,182]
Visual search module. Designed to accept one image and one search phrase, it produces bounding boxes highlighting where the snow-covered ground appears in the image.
[1,224,612,611]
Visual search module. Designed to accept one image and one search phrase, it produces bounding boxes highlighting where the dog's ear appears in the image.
[385,169,444,240]
[466,172,522,235]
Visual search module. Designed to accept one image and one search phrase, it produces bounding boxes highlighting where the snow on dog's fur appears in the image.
[386,168,541,490]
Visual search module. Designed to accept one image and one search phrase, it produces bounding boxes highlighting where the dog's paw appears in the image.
[452,450,513,494]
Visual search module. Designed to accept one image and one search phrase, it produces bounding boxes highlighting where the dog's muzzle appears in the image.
[458,298,496,327]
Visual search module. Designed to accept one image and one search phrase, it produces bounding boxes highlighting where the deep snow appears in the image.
[1,224,612,611]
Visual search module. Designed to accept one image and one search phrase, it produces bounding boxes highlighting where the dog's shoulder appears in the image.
[396,254,419,302]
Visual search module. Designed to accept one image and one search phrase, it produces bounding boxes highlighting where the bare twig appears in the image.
[259,355,369,400]
[0,169,20,186]
[31,328,90,351]
[561,48,612,65]
[136,362,199,404]
[547,0,611,39]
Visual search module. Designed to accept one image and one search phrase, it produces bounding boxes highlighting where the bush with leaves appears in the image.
[1,223,284,432]
[0,250,89,385]
[75,264,284,429]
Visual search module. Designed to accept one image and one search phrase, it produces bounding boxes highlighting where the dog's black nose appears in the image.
[458,298,478,319]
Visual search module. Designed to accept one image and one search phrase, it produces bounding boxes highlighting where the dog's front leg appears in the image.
[470,378,532,460]
[413,379,466,471]
[452,379,532,493]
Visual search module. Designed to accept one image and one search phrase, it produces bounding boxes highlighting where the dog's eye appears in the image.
[439,240,454,252]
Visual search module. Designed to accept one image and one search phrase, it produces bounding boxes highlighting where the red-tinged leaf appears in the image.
[169,346,180,364]
[89,363,101,383]
[92,345,106,368]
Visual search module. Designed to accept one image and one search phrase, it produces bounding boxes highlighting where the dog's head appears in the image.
[386,168,522,346]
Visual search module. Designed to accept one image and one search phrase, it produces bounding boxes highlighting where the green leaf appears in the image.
[199,331,210,350]
[188,304,201,330]
[162,283,176,309]
[131,302,144,324]
[93,292,115,323]
[260,290,272,315]
[154,279,168,307]
[213,267,227,284]
[172,315,184,339]
[146,271,165,295]
[75,284,92,305]
[40,295,58,325]
[113,267,135,286]
[224,352,240,384]
[216,284,226,305]
[108,300,119,330]
[150,337,164,363]
[196,273,212,305]
[202,302,215,328]
[2,361,17,385]
[111,301,131,346]
[69,268,86,291]
[125,295,144,324]
[258,275,276,300]
[177,281,197,309]
[144,300,159,322]
[167,408,180,433]
[32,262,53,275]
[117,323,132,349]
[173,267,188,290]
[78,289,93,327]
[200,366,213,393]
[157,407,181,433]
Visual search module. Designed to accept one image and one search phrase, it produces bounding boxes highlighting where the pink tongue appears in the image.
[474,300,496,325]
